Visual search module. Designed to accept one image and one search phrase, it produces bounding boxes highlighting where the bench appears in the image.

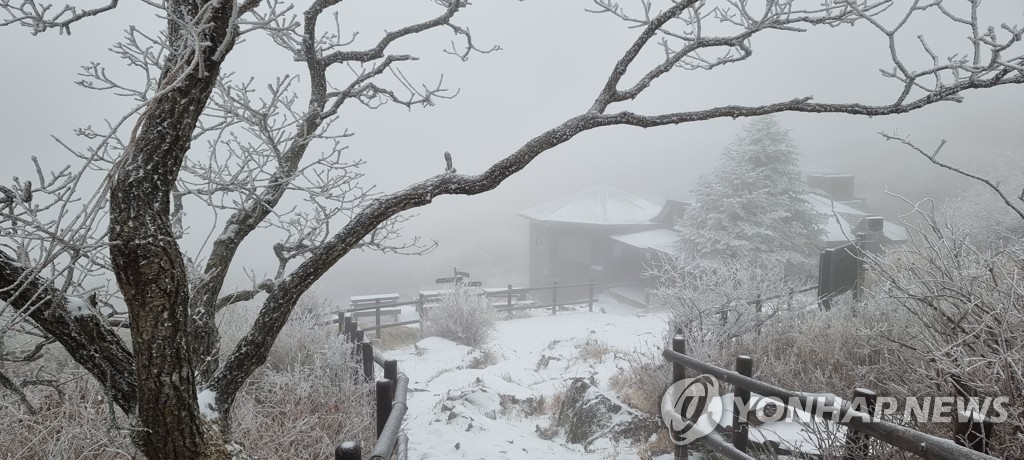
[350,293,400,308]
[351,308,402,326]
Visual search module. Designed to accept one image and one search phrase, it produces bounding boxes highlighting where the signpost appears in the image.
[435,266,479,287]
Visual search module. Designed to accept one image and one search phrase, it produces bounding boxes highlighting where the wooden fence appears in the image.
[663,335,999,460]
[330,280,599,333]
[333,315,410,460]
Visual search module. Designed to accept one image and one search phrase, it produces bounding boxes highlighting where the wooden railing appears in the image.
[333,316,410,460]
[329,280,600,333]
[663,335,999,460]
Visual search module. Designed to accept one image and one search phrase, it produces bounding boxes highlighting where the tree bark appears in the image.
[108,1,236,457]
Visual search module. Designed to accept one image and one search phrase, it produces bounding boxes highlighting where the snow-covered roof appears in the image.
[610,228,679,254]
[519,185,661,226]
[805,194,867,219]
[806,194,908,244]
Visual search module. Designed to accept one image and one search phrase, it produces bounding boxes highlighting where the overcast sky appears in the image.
[1,1,1021,302]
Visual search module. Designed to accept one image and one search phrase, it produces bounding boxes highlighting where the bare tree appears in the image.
[1,0,1021,457]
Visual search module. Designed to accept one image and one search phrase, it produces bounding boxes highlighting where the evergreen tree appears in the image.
[676,116,826,272]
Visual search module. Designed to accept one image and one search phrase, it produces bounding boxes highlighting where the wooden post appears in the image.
[732,355,753,452]
[336,311,344,335]
[551,280,558,315]
[671,336,687,460]
[588,278,594,312]
[843,387,878,460]
[335,441,361,460]
[507,283,513,311]
[417,293,426,320]
[376,379,394,438]
[384,359,398,402]
[344,317,357,343]
[361,341,374,382]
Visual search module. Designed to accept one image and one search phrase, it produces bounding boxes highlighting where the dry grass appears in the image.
[575,338,613,364]
[608,348,671,416]
[373,325,421,351]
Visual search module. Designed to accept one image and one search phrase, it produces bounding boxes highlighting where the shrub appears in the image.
[421,285,496,348]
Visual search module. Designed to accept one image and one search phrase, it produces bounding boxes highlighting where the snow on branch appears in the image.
[0,0,118,35]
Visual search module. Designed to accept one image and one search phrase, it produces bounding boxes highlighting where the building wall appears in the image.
[527,221,660,303]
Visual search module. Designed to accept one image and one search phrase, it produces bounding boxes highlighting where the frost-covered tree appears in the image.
[0,0,1022,458]
[676,117,826,272]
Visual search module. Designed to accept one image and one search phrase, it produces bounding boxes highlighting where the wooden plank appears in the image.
[351,293,400,304]
[352,309,401,318]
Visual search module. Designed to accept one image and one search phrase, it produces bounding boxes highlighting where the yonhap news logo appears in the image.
[659,375,724,445]
[661,374,1010,445]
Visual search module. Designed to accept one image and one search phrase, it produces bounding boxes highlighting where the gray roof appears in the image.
[519,185,661,226]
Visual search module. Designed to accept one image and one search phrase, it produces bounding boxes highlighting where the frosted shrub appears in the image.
[421,285,496,348]
[651,258,807,361]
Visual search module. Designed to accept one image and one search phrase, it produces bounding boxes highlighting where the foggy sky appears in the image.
[1,1,1021,302]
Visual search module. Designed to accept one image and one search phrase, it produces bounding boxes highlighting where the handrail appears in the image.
[370,373,409,460]
[663,348,999,460]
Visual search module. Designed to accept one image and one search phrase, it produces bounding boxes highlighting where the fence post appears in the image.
[345,318,357,343]
[376,378,394,438]
[507,283,513,311]
[588,278,594,312]
[343,315,354,341]
[384,359,398,402]
[336,311,344,335]
[361,341,374,382]
[732,355,753,452]
[551,280,558,315]
[671,335,687,460]
[843,387,878,460]
[335,441,361,460]
[418,293,426,320]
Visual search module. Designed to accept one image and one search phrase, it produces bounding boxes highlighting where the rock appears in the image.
[555,378,661,447]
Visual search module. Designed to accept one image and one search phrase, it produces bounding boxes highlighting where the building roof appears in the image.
[806,194,908,244]
[610,228,680,255]
[518,185,661,226]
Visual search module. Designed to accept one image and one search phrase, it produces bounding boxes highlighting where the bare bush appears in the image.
[421,285,497,348]
[652,258,809,361]
[864,202,1024,457]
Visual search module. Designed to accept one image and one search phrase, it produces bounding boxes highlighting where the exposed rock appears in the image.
[555,378,661,447]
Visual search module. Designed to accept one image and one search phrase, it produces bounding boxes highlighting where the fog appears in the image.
[1,1,1021,303]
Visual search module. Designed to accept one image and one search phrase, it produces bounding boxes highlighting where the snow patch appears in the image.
[67,297,94,318]
[197,389,219,420]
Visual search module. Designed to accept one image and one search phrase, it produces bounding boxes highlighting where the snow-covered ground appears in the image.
[384,297,669,459]
[382,297,838,459]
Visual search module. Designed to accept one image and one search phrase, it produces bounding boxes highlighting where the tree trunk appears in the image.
[108,1,236,457]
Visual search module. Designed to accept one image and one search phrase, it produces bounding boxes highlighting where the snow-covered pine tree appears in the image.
[676,116,826,273]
